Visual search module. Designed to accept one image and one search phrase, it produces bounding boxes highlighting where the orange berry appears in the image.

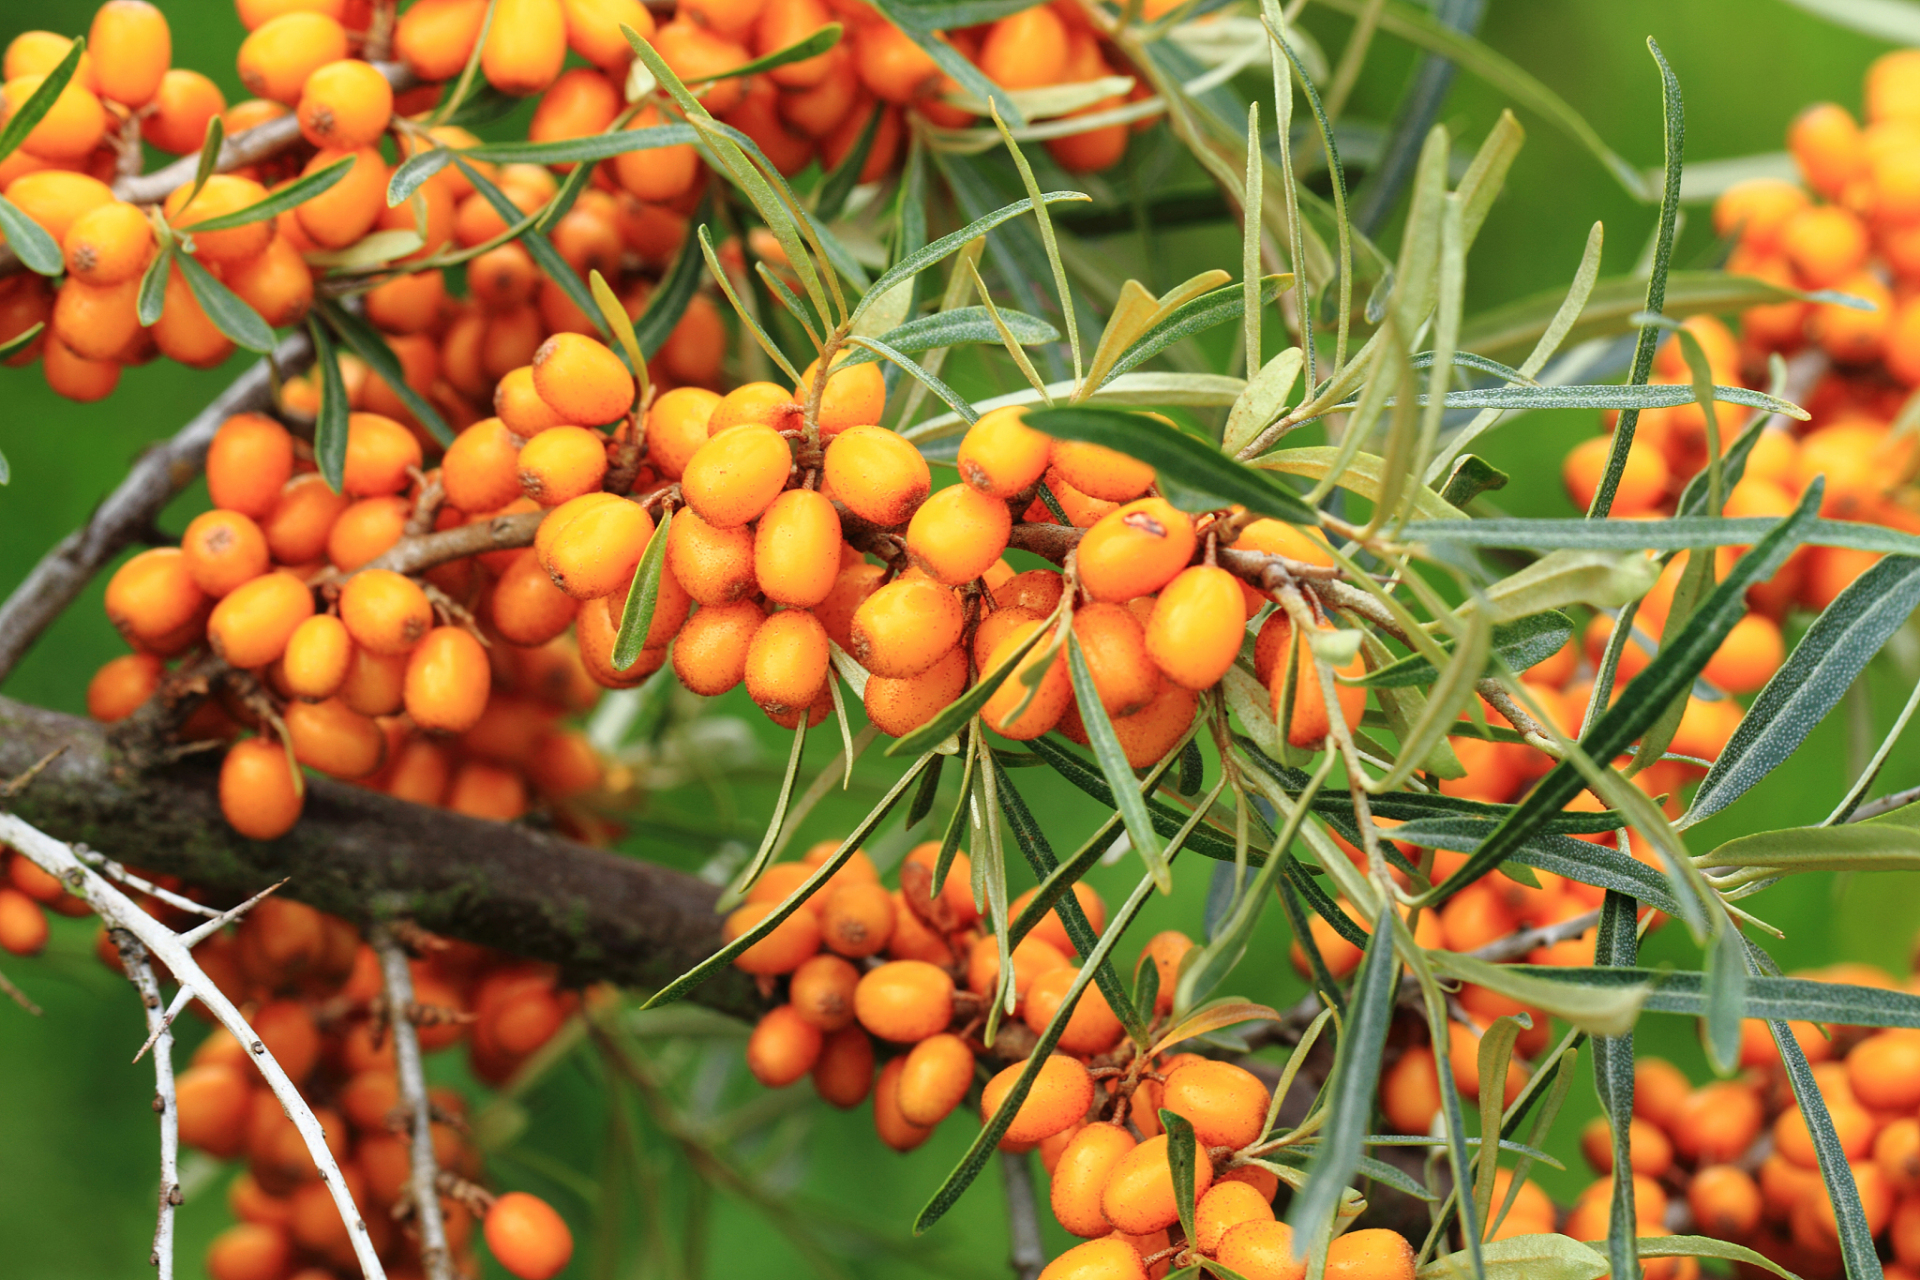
[1790,102,1867,199]
[209,414,296,520]
[795,351,885,435]
[342,412,423,498]
[539,496,653,599]
[754,489,843,607]
[981,620,1072,740]
[819,880,896,959]
[281,615,353,701]
[484,1191,573,1280]
[492,550,581,648]
[516,425,607,507]
[672,598,764,696]
[86,651,164,722]
[481,0,568,95]
[297,58,391,151]
[327,495,409,572]
[559,0,654,71]
[1050,1123,1139,1238]
[2,170,112,244]
[1689,1164,1762,1239]
[864,644,968,738]
[338,646,407,716]
[207,570,314,669]
[1144,565,1244,690]
[238,12,348,104]
[442,417,527,513]
[959,405,1052,499]
[823,425,930,526]
[220,737,304,840]
[854,22,940,104]
[1782,203,1869,289]
[62,200,153,286]
[1325,1228,1414,1280]
[0,887,50,956]
[1102,1130,1215,1236]
[285,697,386,779]
[1023,965,1123,1055]
[338,568,433,656]
[1260,611,1367,749]
[205,1223,294,1280]
[895,1032,975,1128]
[1051,438,1154,504]
[743,607,830,717]
[1670,1082,1765,1165]
[746,1004,823,1087]
[854,959,954,1042]
[1078,498,1196,602]
[532,332,632,425]
[0,72,105,162]
[403,626,491,732]
[1162,1059,1270,1151]
[905,483,1013,585]
[789,952,861,1031]
[849,576,965,678]
[1194,1180,1275,1254]
[682,425,794,529]
[293,145,387,249]
[87,0,169,106]
[982,1054,1096,1146]
[643,386,723,480]
[809,1023,873,1108]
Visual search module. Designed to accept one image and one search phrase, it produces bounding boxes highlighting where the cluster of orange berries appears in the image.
[724,836,1425,1280]
[1557,958,1920,1280]
[0,845,578,1280]
[92,339,635,842]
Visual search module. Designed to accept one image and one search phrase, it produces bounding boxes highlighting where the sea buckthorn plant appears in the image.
[13,0,1920,1278]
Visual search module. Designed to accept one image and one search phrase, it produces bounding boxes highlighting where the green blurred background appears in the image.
[5,1,1920,1276]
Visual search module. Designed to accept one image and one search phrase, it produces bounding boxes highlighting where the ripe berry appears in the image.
[106,548,208,650]
[1049,1122,1137,1237]
[492,551,580,648]
[1023,966,1123,1055]
[982,1054,1095,1146]
[62,200,153,286]
[874,1054,936,1153]
[532,332,633,425]
[1052,438,1154,503]
[744,607,830,719]
[754,489,843,607]
[539,496,653,600]
[403,627,491,732]
[1325,1228,1415,1280]
[443,418,529,513]
[795,351,886,435]
[285,698,386,780]
[220,738,304,840]
[484,1191,573,1280]
[905,483,1013,585]
[1144,565,1244,690]
[1161,1058,1270,1150]
[205,1222,294,1280]
[863,645,968,738]
[823,425,931,526]
[849,577,965,678]
[854,959,954,1042]
[895,1033,974,1128]
[1078,498,1197,602]
[293,146,388,249]
[788,952,860,1031]
[811,1023,874,1109]
[981,621,1071,740]
[1195,1179,1275,1253]
[517,425,608,507]
[86,652,164,722]
[724,900,821,975]
[673,598,765,696]
[327,496,410,572]
[209,571,314,669]
[682,425,794,528]
[342,413,423,498]
[297,59,392,151]
[746,1004,824,1088]
[0,887,50,957]
[959,406,1052,499]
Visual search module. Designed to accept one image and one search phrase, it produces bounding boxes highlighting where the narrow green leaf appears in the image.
[645,750,936,1010]
[905,751,944,829]
[1592,892,1641,1280]
[1330,381,1807,418]
[1704,923,1747,1074]
[1630,1237,1805,1280]
[853,191,1090,325]
[185,157,353,232]
[1776,0,1920,41]
[1419,1235,1608,1280]
[1440,455,1510,509]
[1067,634,1169,893]
[841,307,1058,365]
[0,35,84,165]
[137,242,173,326]
[885,618,1054,758]
[187,113,226,208]
[1242,100,1264,382]
[846,335,982,426]
[1358,612,1573,688]
[1027,406,1318,525]
[1428,950,1646,1035]
[688,23,842,86]
[318,301,454,446]
[0,197,62,276]
[0,444,8,485]
[1288,906,1399,1238]
[1104,277,1293,387]
[309,318,349,494]
[1403,511,1920,556]
[1684,555,1920,828]
[732,715,808,903]
[0,320,43,362]
[387,148,456,207]
[1163,1110,1200,1246]
[613,510,671,670]
[590,269,645,397]
[177,251,274,352]
[453,155,603,339]
[1472,1016,1527,1235]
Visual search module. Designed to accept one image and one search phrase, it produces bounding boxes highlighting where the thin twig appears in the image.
[1,747,67,799]
[1000,1150,1046,1280]
[177,879,290,949]
[1848,783,1920,824]
[115,933,180,1280]
[0,966,41,1016]
[374,925,454,1280]
[79,849,224,920]
[0,813,388,1280]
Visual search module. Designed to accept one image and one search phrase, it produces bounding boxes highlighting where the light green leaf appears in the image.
[1419,1235,1609,1280]
[0,197,61,276]
[1429,950,1646,1036]
[185,157,353,232]
[177,251,275,352]
[1254,445,1464,523]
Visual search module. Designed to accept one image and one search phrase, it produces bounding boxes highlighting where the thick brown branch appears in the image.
[365,510,544,577]
[0,696,757,1018]
[0,332,315,684]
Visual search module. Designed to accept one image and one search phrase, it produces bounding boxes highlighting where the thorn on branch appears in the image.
[1,747,67,801]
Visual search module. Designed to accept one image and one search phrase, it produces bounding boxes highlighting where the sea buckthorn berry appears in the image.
[1790,102,1867,198]
[896,1033,975,1128]
[339,647,407,716]
[482,0,568,95]
[818,562,884,651]
[850,577,965,678]
[1161,1059,1270,1151]
[540,497,653,600]
[746,1004,823,1088]
[855,21,940,103]
[210,415,295,520]
[673,599,765,696]
[982,621,1072,740]
[517,426,608,508]
[789,953,861,1031]
[1632,1056,1692,1130]
[996,569,1067,615]
[220,738,304,840]
[393,0,484,78]
[1847,1029,1920,1111]
[710,381,800,435]
[1,73,105,162]
[87,652,164,722]
[87,0,169,106]
[0,888,49,957]
[339,569,433,656]
[343,413,423,498]
[976,604,1045,673]
[968,934,1071,1010]
[238,12,347,103]
[810,1023,874,1109]
[1214,1220,1305,1280]
[1039,1238,1148,1280]
[959,406,1052,499]
[1671,1082,1765,1165]
[208,571,313,669]
[864,645,968,738]
[182,510,271,599]
[2,172,113,245]
[645,386,724,479]
[206,1222,294,1280]
[1195,1180,1275,1253]
[980,6,1069,88]
[682,426,794,529]
[1023,966,1123,1055]
[4,32,95,89]
[1689,1164,1762,1239]
[820,880,896,959]
[1078,498,1197,602]
[50,278,140,363]
[744,607,830,717]
[1782,203,1869,289]
[872,1054,936,1153]
[666,510,758,607]
[905,484,1014,586]
[142,68,225,154]
[795,352,886,435]
[493,551,580,647]
[297,59,392,151]
[285,698,385,780]
[823,426,930,526]
[494,365,565,436]
[404,627,491,732]
[327,496,409,572]
[982,1055,1096,1146]
[282,615,352,701]
[1017,883,1107,958]
[725,900,820,975]
[755,489,843,607]
[532,333,633,425]
[1325,1228,1415,1280]
[62,200,152,286]
[293,145,387,249]
[1777,1092,1874,1166]
[854,959,954,1043]
[1050,439,1155,503]
[612,102,700,201]
[1260,613,1367,749]
[485,1191,573,1280]
[1136,932,1192,1017]
[447,760,529,821]
[443,418,527,514]
[1050,1123,1138,1238]
[1145,566,1245,690]
[223,235,313,328]
[1101,1130,1215,1235]
[174,1063,252,1157]
[558,0,654,70]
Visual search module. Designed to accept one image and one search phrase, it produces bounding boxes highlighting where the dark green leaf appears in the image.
[137,243,173,326]
[0,320,43,363]
[0,35,84,164]
[905,751,945,829]
[1026,406,1319,525]
[613,510,672,670]
[1403,513,1920,556]
[186,157,352,232]
[645,751,936,1011]
[841,307,1059,365]
[1440,455,1509,509]
[1592,892,1641,1280]
[1288,905,1399,1236]
[1102,276,1294,386]
[1684,555,1920,828]
[441,82,522,129]
[1067,634,1169,892]
[187,113,226,207]
[318,301,454,446]
[0,196,61,275]
[853,191,1089,323]
[1162,1110,1200,1245]
[176,251,275,352]
[1357,611,1574,689]
[310,318,349,494]
[1426,484,1822,908]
